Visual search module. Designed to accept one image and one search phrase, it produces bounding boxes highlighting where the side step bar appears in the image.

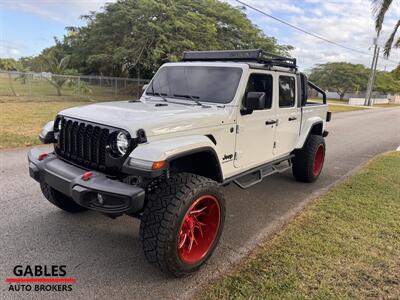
[224,155,294,190]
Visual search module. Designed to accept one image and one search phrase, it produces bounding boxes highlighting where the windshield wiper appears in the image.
[146,92,196,106]
[172,94,207,107]
[147,91,169,102]
[146,82,168,102]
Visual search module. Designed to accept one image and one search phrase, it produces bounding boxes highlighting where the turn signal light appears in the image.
[151,160,166,170]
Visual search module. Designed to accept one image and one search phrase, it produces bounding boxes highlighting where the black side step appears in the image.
[224,155,294,189]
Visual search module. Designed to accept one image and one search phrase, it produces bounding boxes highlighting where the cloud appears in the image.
[229,0,304,14]
[0,0,115,23]
[0,41,26,59]
[249,0,304,14]
[1,0,399,69]
[231,0,399,70]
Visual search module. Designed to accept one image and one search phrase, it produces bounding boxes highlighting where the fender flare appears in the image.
[166,146,223,182]
[124,135,223,181]
[295,118,324,149]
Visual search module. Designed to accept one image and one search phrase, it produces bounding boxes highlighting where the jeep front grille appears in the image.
[56,117,110,171]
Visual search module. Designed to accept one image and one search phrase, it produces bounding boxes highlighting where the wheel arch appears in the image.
[309,122,323,136]
[168,148,223,183]
[126,135,223,182]
[295,118,324,149]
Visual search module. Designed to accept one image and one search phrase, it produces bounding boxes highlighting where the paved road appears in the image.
[1,108,399,299]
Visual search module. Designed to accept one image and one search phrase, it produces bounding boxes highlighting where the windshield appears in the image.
[146,66,243,104]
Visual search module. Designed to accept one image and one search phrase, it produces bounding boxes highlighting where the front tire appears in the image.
[40,183,88,213]
[139,173,225,277]
[292,134,325,183]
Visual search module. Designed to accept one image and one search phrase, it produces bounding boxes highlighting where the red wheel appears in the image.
[313,144,325,176]
[140,173,225,277]
[292,134,325,183]
[178,195,221,264]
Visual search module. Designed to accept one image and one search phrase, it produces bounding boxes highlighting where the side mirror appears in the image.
[242,92,266,115]
[300,73,308,106]
[142,84,149,91]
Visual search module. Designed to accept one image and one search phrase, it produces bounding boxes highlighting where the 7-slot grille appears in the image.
[57,118,109,171]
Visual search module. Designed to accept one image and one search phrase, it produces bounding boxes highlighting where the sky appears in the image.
[0,0,399,72]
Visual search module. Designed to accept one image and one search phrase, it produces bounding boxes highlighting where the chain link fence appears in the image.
[308,88,392,102]
[0,70,150,102]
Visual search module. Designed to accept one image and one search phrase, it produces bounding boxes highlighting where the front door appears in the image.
[234,72,277,169]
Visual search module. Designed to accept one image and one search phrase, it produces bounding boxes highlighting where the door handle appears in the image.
[288,116,297,121]
[265,120,277,125]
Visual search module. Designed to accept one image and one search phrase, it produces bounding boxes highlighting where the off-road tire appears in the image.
[139,173,225,277]
[40,183,88,213]
[292,134,325,183]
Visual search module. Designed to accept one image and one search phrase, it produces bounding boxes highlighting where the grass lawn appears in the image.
[0,74,141,102]
[0,74,143,148]
[328,104,368,113]
[202,152,400,300]
[309,98,349,104]
[0,101,88,149]
[374,103,400,108]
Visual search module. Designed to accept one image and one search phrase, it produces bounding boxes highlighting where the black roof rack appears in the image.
[182,49,297,71]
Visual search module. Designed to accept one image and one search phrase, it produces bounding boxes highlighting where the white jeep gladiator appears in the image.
[28,49,330,277]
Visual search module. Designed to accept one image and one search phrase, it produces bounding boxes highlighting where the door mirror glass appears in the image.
[243,92,266,114]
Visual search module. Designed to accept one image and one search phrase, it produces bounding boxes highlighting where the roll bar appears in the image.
[308,81,327,104]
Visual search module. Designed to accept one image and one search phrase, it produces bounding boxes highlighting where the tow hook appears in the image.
[81,171,93,181]
[38,153,49,161]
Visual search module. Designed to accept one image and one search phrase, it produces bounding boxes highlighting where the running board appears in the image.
[225,155,293,190]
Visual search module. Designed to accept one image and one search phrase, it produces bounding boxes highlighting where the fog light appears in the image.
[97,194,104,205]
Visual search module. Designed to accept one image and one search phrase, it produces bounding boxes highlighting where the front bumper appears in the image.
[28,148,145,215]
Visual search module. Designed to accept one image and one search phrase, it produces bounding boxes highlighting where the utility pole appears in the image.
[365,37,379,106]
[368,47,380,106]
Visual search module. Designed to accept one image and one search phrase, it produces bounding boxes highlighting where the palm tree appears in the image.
[42,52,72,96]
[372,0,399,57]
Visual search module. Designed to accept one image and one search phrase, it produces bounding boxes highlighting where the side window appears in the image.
[245,74,273,109]
[279,76,296,107]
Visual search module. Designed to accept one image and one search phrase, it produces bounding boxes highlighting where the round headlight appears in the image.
[115,131,129,156]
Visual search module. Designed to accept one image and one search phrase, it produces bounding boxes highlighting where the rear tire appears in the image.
[292,134,325,183]
[139,173,225,277]
[40,183,88,213]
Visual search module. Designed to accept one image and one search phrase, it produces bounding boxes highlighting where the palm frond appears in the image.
[383,20,400,57]
[42,55,57,73]
[372,0,393,34]
[59,55,71,70]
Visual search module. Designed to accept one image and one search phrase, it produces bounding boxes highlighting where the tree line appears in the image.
[3,0,292,79]
[308,63,400,99]
[0,0,398,97]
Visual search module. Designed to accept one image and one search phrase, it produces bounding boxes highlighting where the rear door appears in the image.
[274,74,301,156]
[234,72,277,169]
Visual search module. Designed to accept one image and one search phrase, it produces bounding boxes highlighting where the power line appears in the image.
[234,0,398,64]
